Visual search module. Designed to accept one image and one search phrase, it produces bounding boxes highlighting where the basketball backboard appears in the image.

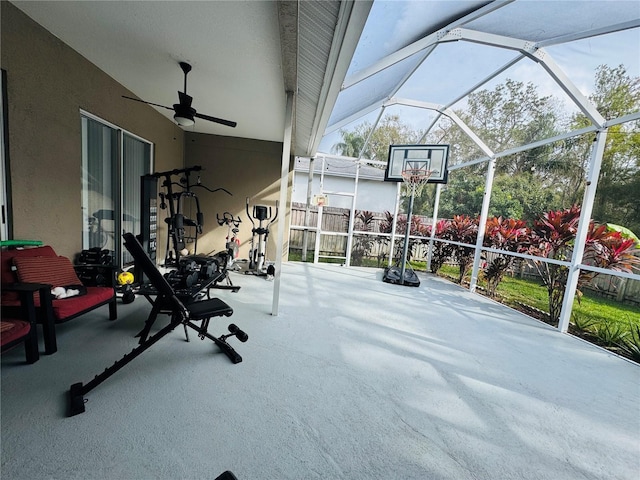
[384,144,450,183]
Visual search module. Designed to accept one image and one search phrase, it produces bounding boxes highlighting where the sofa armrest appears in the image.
[2,282,48,317]
[1,282,46,363]
[2,282,57,354]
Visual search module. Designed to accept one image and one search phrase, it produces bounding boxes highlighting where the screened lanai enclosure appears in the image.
[291,0,640,336]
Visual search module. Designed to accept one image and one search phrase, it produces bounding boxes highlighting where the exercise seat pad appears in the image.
[186,297,233,320]
[1,319,31,345]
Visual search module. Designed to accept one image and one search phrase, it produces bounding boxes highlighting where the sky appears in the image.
[317,0,640,155]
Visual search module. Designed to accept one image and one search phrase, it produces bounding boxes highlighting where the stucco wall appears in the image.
[1,2,183,259]
[184,132,290,262]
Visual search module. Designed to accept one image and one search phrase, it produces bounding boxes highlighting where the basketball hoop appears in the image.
[401,167,432,196]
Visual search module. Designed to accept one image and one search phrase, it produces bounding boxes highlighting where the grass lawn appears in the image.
[436,264,640,327]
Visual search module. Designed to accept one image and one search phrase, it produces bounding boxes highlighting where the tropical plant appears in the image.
[440,215,478,283]
[350,210,377,266]
[621,324,640,362]
[331,114,423,161]
[528,205,581,322]
[482,217,530,297]
[592,322,629,347]
[425,219,454,274]
[528,205,640,323]
[570,314,597,333]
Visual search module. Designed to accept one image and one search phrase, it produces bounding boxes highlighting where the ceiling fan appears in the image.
[122,62,237,128]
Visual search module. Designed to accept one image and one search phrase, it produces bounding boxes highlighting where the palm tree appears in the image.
[331,130,367,157]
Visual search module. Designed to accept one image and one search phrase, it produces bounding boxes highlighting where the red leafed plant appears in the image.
[425,219,454,274]
[441,215,478,284]
[483,217,531,297]
[529,205,639,323]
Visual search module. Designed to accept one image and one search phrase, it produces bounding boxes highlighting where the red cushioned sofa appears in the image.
[1,245,117,354]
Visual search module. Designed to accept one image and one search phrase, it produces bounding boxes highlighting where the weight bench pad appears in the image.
[185,297,233,320]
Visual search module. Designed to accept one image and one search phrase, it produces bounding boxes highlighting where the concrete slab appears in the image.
[2,262,638,479]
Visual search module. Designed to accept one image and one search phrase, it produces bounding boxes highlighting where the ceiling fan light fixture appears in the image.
[174,113,195,127]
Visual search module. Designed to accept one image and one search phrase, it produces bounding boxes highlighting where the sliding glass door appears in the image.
[81,114,152,267]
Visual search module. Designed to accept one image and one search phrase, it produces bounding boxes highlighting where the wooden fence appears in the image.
[290,202,431,262]
[583,271,640,307]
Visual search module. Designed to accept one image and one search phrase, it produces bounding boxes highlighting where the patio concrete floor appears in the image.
[2,262,639,480]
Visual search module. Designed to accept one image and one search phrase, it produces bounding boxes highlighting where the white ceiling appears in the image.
[11,0,371,157]
[13,1,287,141]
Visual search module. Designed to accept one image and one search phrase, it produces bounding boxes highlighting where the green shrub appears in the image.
[570,314,597,333]
[620,324,640,362]
[592,322,629,347]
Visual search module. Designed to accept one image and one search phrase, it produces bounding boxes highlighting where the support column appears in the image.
[470,156,496,292]
[302,157,315,261]
[345,162,360,267]
[272,91,294,316]
[427,183,443,272]
[558,130,608,332]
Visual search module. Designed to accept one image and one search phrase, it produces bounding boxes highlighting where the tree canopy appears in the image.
[330,65,639,234]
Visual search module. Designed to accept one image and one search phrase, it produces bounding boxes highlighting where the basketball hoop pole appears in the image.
[399,183,416,284]
[398,167,431,285]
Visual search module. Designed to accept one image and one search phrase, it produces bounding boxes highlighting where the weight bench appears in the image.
[68,232,248,416]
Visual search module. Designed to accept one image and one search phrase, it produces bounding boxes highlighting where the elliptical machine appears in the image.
[245,198,278,278]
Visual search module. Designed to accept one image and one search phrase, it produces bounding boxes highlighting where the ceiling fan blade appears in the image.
[122,95,174,111]
[194,112,237,128]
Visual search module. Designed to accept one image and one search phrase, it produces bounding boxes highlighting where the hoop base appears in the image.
[382,265,420,287]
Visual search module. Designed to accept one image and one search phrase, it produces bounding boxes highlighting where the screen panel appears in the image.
[384,144,449,183]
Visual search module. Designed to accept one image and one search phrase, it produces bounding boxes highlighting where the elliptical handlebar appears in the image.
[268,200,279,227]
[246,197,278,226]
[246,198,255,227]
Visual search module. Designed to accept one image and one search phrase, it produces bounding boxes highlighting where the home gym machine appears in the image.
[142,165,231,267]
[245,197,278,277]
[138,166,235,292]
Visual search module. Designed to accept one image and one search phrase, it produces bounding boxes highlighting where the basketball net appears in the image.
[401,167,433,197]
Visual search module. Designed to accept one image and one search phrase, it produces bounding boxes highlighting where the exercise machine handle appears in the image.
[268,200,279,227]
[217,212,241,227]
[193,184,232,196]
[246,198,256,227]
